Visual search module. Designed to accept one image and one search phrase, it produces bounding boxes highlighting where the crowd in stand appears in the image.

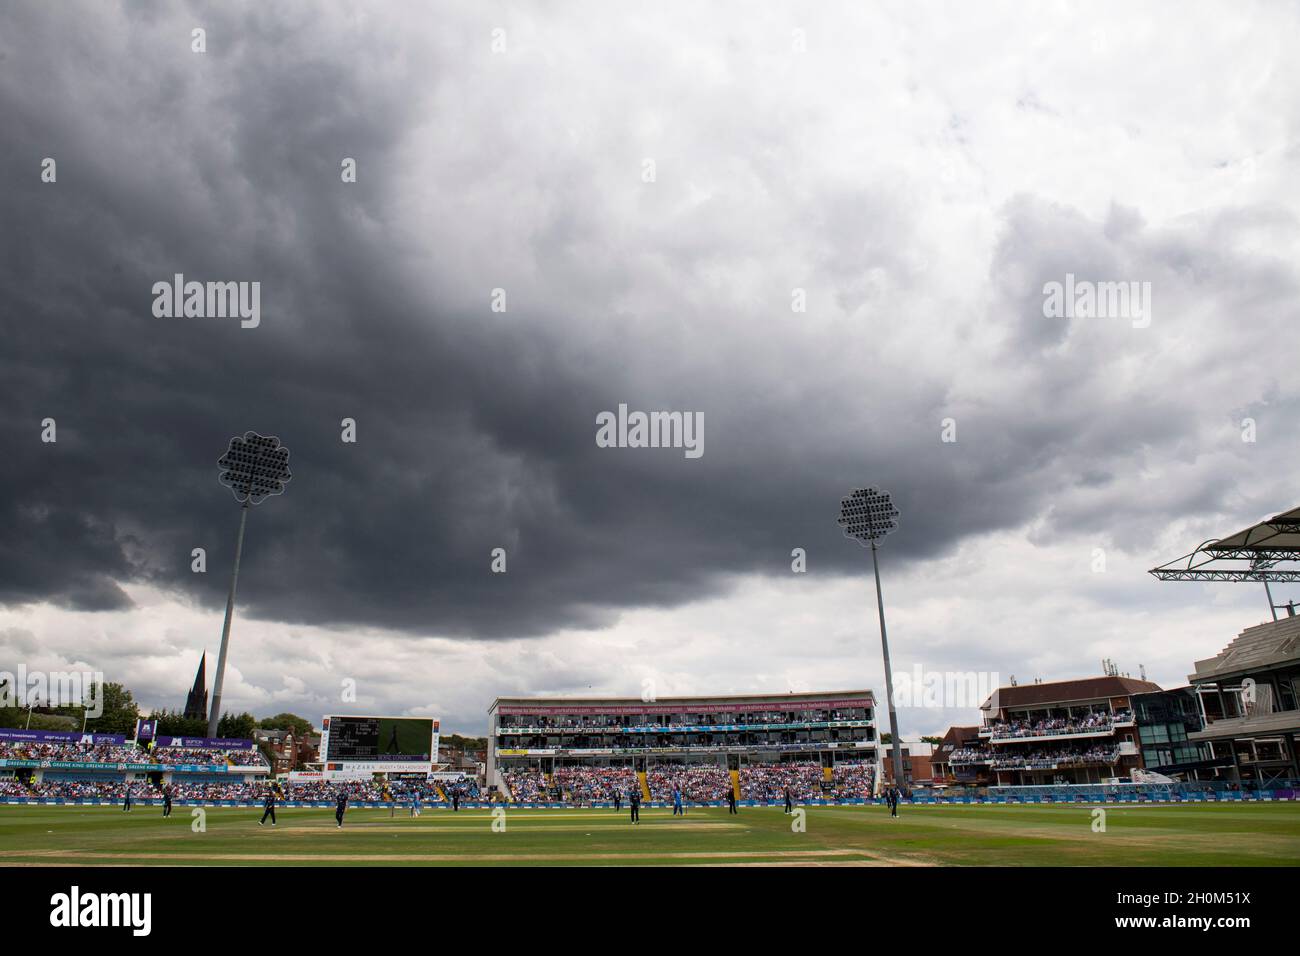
[742,761,826,801]
[830,761,875,796]
[145,781,255,801]
[24,779,133,799]
[0,776,479,804]
[500,736,855,753]
[224,749,266,766]
[0,740,146,764]
[0,778,32,796]
[949,748,993,764]
[10,769,1284,806]
[646,765,731,801]
[990,746,1118,769]
[440,776,481,801]
[555,765,637,801]
[502,761,879,803]
[498,709,867,733]
[147,746,261,766]
[281,779,394,802]
[503,770,546,801]
[0,739,267,768]
[986,710,1132,740]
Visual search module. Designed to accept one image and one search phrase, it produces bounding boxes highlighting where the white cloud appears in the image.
[2,1,1298,737]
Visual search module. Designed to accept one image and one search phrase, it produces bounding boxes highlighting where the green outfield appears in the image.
[3,802,1299,866]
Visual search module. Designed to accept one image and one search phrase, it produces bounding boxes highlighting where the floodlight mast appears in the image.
[207,498,249,738]
[837,488,905,791]
[208,433,292,738]
[869,533,905,791]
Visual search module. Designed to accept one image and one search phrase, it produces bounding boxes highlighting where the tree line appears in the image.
[0,677,314,741]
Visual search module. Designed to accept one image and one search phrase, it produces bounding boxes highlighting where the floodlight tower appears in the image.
[208,432,292,738]
[837,487,905,790]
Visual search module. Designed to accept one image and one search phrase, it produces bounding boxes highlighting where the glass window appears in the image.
[1280,679,1297,713]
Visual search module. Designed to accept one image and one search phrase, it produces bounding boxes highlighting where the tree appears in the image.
[258,712,314,736]
[148,709,208,737]
[23,712,77,732]
[83,682,140,735]
[217,711,257,739]
[440,733,487,752]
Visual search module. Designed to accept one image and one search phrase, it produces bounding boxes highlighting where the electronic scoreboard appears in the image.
[319,715,439,775]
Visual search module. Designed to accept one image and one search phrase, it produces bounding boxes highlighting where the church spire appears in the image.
[183,653,208,721]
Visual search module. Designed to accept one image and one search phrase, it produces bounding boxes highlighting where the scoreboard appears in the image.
[320,715,439,774]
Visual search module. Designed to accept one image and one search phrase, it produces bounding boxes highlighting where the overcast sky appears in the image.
[2,2,1298,738]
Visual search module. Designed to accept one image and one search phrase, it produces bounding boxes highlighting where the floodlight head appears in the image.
[218,432,292,505]
[837,487,899,545]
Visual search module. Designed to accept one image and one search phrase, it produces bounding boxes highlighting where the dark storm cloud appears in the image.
[1,2,1296,646]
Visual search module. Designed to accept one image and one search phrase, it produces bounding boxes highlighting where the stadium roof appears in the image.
[1189,614,1300,683]
[942,725,981,737]
[1207,506,1300,553]
[1150,505,1300,582]
[934,725,981,755]
[980,675,1162,712]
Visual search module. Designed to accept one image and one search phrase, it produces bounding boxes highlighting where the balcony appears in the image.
[990,749,1119,771]
[985,713,1132,743]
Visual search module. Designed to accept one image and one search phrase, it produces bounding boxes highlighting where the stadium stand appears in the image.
[932,725,990,786]
[978,676,1156,785]
[0,729,271,806]
[488,691,881,804]
[1188,615,1300,786]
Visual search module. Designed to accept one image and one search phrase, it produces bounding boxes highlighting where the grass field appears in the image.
[3,802,1300,866]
